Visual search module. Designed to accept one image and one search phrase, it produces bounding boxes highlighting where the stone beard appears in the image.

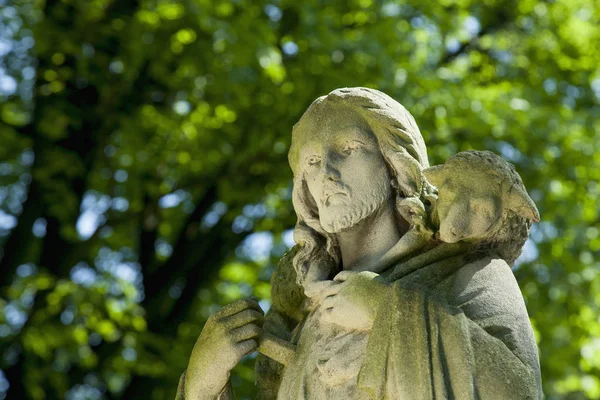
[319,181,390,234]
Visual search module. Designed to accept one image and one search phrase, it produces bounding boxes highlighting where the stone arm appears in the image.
[358,256,542,399]
[175,246,305,400]
[175,373,233,400]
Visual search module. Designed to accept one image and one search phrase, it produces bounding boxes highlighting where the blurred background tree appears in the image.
[0,0,598,398]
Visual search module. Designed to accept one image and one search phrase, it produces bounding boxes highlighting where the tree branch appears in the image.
[437,10,513,68]
[143,184,218,302]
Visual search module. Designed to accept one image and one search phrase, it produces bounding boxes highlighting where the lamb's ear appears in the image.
[423,165,445,187]
[508,185,540,222]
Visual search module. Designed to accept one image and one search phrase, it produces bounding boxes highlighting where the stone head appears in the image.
[424,150,539,262]
[288,87,434,282]
[289,88,429,234]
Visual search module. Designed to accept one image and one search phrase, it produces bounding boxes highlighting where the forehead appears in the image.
[299,126,376,153]
[438,167,504,196]
[295,106,376,151]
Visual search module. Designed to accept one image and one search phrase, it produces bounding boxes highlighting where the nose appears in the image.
[320,155,341,182]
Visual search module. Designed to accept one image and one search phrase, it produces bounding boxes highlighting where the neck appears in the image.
[336,198,402,272]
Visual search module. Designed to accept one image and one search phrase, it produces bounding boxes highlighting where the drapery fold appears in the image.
[358,285,475,399]
[178,246,542,399]
[357,256,541,400]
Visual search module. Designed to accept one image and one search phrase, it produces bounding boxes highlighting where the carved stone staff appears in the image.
[258,332,296,366]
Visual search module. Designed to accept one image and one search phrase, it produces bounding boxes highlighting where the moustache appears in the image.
[321,184,350,206]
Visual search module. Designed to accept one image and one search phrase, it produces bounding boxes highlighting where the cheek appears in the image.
[439,199,493,242]
[467,214,495,237]
[439,203,469,242]
[469,204,501,234]
[305,173,320,199]
[344,152,389,188]
[361,151,387,174]
[436,197,452,222]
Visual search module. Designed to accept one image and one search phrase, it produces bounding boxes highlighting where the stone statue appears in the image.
[177,88,542,399]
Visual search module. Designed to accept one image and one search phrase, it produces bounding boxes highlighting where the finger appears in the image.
[333,271,356,282]
[215,298,263,319]
[321,295,338,311]
[220,309,264,329]
[231,323,262,342]
[304,280,336,298]
[358,271,379,279]
[320,310,333,324]
[320,302,337,325]
[236,339,258,357]
[320,282,343,299]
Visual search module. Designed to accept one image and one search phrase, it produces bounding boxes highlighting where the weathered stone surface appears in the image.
[178,87,542,400]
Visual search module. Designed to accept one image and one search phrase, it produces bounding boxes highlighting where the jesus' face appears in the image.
[297,106,392,233]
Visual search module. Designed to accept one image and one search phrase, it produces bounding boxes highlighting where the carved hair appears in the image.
[288,87,436,286]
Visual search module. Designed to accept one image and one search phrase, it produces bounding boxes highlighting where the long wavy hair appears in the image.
[288,88,436,286]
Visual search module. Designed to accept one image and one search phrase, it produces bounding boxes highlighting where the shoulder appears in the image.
[451,254,531,330]
[453,256,519,300]
[451,255,541,377]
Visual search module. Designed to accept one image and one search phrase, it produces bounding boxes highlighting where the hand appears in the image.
[320,271,388,331]
[185,299,264,399]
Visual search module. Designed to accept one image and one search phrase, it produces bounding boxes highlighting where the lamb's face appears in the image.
[425,151,539,245]
[434,171,505,243]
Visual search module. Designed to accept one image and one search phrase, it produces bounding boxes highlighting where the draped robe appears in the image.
[176,244,542,399]
[256,244,542,399]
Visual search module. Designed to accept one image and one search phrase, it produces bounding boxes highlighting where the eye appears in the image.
[342,141,364,155]
[306,155,321,167]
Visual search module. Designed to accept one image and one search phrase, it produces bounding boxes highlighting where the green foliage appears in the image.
[0,0,598,398]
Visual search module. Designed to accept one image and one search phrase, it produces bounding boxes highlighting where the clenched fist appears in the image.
[185,299,264,399]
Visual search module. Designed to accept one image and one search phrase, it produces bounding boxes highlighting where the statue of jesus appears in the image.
[177,87,542,399]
